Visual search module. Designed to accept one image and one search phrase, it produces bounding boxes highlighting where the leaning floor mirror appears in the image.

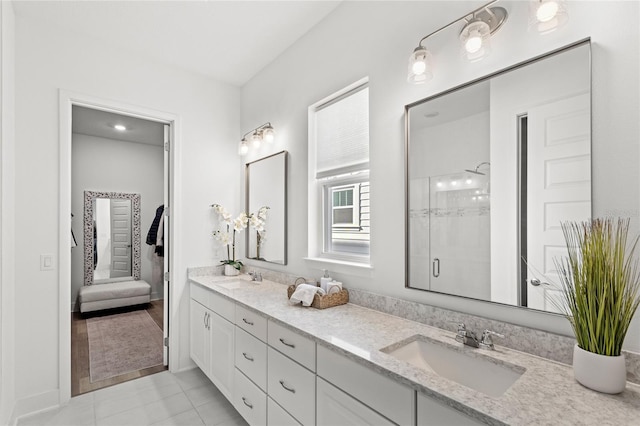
[245,151,288,265]
[405,40,591,314]
[83,190,141,286]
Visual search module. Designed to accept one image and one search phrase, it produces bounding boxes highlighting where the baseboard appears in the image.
[11,390,60,425]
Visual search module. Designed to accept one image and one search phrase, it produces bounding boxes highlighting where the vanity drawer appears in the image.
[190,282,210,308]
[210,290,234,322]
[234,368,267,426]
[317,345,413,426]
[267,397,301,426]
[268,320,316,372]
[317,377,395,426]
[235,326,267,391]
[236,305,267,342]
[189,282,234,322]
[267,347,316,426]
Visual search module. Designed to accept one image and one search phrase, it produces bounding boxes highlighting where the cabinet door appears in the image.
[417,393,485,425]
[209,311,235,401]
[190,299,210,374]
[317,378,394,426]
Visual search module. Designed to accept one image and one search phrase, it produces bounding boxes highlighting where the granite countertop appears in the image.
[189,274,640,426]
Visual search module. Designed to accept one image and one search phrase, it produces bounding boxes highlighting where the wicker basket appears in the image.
[287,283,349,310]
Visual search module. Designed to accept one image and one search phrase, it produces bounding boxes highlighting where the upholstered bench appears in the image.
[78,280,151,313]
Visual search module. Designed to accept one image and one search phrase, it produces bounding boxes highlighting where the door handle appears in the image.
[432,258,440,278]
[530,279,549,287]
[242,352,254,362]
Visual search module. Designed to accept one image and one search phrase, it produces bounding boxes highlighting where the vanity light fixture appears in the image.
[238,122,275,156]
[407,0,507,84]
[459,6,507,62]
[529,0,568,34]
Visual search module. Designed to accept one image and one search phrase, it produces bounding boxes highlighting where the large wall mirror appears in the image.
[84,190,141,286]
[406,40,591,314]
[245,151,288,264]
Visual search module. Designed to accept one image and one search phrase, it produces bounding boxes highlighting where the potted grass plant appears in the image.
[555,218,640,394]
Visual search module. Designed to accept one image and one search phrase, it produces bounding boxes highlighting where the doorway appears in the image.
[59,92,178,402]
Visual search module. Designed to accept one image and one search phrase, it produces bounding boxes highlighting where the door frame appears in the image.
[58,90,182,404]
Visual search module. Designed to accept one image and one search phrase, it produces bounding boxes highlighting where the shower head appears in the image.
[465,169,485,175]
[465,162,490,176]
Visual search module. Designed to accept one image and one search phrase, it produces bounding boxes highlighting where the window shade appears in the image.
[315,87,369,179]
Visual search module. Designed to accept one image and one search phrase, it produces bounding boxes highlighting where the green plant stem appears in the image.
[555,218,640,356]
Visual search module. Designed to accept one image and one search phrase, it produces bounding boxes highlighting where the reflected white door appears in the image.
[110,199,132,278]
[527,93,590,311]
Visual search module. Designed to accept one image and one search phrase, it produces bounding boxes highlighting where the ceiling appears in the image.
[72,106,165,146]
[12,0,343,87]
[411,81,490,129]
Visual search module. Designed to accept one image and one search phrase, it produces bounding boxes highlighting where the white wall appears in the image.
[14,16,240,413]
[0,0,16,423]
[71,134,165,307]
[240,1,640,351]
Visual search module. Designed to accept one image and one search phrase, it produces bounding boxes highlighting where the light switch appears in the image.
[40,254,55,271]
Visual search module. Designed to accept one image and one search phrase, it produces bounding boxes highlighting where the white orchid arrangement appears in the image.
[211,204,248,270]
[249,206,269,259]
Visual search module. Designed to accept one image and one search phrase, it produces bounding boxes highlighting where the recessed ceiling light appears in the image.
[114,124,127,131]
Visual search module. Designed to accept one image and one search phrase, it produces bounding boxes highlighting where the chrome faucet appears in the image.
[248,271,263,282]
[479,329,505,350]
[455,324,505,350]
[454,323,480,348]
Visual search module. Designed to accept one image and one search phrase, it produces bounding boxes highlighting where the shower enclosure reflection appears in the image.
[406,41,591,313]
[408,81,492,299]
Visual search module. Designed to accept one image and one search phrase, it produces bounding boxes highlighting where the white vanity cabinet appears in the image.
[316,345,414,426]
[189,283,235,401]
[316,378,395,426]
[267,320,317,426]
[233,305,269,425]
[417,393,486,425]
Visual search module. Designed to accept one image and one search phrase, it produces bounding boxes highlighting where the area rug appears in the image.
[86,310,163,382]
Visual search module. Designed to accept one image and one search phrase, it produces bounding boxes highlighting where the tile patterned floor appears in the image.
[17,369,248,426]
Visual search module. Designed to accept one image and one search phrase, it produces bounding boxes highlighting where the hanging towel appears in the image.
[146,205,164,245]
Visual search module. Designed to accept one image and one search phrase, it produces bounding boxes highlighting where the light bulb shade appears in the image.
[407,46,433,84]
[460,19,491,61]
[529,0,568,34]
[262,125,275,143]
[251,132,262,148]
[238,139,249,156]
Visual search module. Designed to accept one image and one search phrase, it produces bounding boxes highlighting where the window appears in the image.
[309,81,370,262]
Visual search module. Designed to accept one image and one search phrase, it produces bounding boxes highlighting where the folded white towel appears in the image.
[290,284,325,307]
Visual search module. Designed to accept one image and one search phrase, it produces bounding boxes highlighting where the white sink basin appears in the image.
[215,279,257,290]
[383,336,524,397]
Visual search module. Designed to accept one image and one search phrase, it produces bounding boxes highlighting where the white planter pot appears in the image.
[573,344,627,394]
[224,264,240,276]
